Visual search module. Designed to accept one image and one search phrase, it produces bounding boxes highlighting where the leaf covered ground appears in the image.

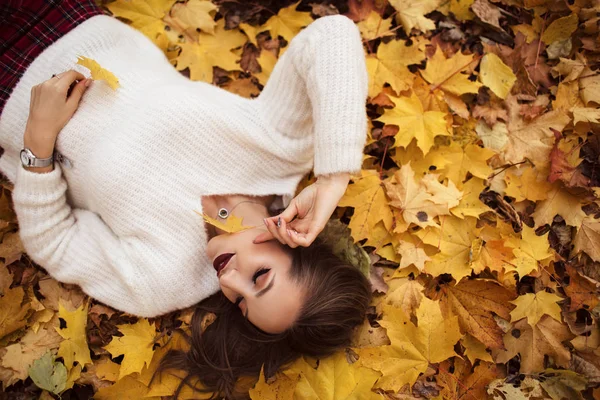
[1,0,600,398]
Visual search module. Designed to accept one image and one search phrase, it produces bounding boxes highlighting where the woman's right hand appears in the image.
[253,173,350,248]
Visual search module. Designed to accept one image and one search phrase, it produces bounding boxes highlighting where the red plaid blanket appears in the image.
[0,0,105,115]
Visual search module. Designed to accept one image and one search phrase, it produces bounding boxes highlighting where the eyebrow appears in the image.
[243,274,276,319]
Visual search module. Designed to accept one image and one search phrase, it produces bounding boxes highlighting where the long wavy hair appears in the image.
[151,237,372,399]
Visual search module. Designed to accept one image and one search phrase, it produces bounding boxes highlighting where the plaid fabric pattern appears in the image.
[0,0,105,115]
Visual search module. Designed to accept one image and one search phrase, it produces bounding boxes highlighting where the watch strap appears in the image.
[20,148,54,168]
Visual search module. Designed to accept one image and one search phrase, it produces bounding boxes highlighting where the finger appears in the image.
[253,230,275,244]
[265,218,287,246]
[278,218,298,248]
[66,78,90,107]
[288,229,311,247]
[279,200,300,223]
[55,70,86,92]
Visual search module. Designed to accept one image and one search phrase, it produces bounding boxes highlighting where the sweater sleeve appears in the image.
[11,163,214,317]
[257,15,369,177]
[300,15,369,176]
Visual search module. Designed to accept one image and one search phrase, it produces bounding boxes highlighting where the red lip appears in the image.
[213,253,234,276]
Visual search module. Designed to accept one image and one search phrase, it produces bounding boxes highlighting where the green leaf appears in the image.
[28,350,67,395]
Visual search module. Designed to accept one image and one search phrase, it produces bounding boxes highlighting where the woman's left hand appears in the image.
[24,70,91,154]
[253,173,350,248]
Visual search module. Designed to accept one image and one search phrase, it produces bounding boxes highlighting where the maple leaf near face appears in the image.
[366,38,426,98]
[104,319,156,380]
[54,300,92,371]
[106,0,175,43]
[176,19,247,82]
[356,298,462,391]
[375,92,450,154]
[509,291,563,327]
[258,0,313,43]
[421,48,482,97]
[197,212,254,234]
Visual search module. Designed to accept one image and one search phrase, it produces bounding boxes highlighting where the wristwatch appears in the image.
[20,148,54,168]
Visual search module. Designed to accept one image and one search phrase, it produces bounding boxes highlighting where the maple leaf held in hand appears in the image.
[76,56,120,90]
[197,211,254,234]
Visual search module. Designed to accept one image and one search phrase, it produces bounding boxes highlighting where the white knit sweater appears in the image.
[0,14,368,317]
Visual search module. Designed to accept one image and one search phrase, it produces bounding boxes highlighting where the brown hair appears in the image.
[152,238,372,399]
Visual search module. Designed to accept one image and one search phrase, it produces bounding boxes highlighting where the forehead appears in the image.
[247,272,305,333]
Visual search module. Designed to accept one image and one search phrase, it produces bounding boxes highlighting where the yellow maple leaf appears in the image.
[462,334,494,364]
[259,0,313,43]
[282,352,381,399]
[255,49,278,86]
[440,0,475,21]
[357,11,393,40]
[416,216,480,280]
[249,367,298,400]
[197,211,254,234]
[103,318,156,379]
[357,298,461,391]
[366,38,426,98]
[55,300,92,371]
[385,164,462,228]
[504,167,552,202]
[451,178,491,218]
[435,143,495,188]
[421,48,482,96]
[396,239,431,271]
[502,97,570,169]
[378,276,424,316]
[76,56,120,90]
[479,53,517,99]
[506,226,553,277]
[106,0,175,43]
[176,19,247,82]
[389,0,441,34]
[510,291,563,326]
[170,0,217,35]
[338,170,394,244]
[94,375,157,400]
[531,183,586,228]
[0,284,30,340]
[375,92,450,154]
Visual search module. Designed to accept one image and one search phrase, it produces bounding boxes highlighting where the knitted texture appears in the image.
[0,14,368,317]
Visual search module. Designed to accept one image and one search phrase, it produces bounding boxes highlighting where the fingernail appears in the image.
[263,218,268,226]
[287,229,291,237]
[277,217,281,228]
[85,78,91,87]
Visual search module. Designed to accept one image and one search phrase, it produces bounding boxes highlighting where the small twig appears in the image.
[488,160,530,180]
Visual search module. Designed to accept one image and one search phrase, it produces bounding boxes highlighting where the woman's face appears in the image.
[206,227,304,333]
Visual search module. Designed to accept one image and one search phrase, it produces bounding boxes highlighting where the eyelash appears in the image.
[235,267,271,306]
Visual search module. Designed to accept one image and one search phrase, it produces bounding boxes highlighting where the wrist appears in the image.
[23,134,55,159]
[315,172,350,188]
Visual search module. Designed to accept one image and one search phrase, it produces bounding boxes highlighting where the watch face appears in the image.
[20,150,29,166]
